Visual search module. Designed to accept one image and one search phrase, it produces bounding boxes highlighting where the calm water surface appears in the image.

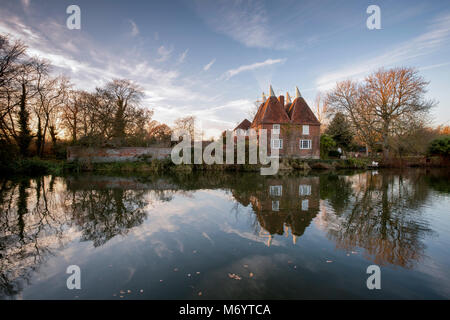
[1,169,449,299]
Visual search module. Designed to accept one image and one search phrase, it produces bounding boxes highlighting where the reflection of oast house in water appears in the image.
[235,85,321,159]
[0,171,444,298]
[233,176,320,246]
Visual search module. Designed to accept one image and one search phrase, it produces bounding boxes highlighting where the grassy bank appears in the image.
[0,158,66,176]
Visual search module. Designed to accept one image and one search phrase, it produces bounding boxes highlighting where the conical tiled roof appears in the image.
[288,97,320,125]
[251,96,290,126]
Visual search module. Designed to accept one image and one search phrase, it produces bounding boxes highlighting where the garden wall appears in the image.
[67,146,172,163]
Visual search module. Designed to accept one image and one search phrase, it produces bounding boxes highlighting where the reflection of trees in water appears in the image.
[321,171,435,268]
[0,177,72,298]
[424,169,450,194]
[0,170,446,297]
[66,189,147,247]
[0,175,179,298]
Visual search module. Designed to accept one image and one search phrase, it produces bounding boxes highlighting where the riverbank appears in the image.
[1,156,448,176]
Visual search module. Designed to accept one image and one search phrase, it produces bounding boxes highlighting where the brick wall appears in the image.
[67,146,172,163]
[253,124,320,159]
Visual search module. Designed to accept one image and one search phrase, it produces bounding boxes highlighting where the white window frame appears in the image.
[302,125,310,135]
[272,200,280,211]
[301,199,309,211]
[272,124,280,134]
[299,139,312,150]
[299,184,311,196]
[269,185,282,196]
[271,139,283,149]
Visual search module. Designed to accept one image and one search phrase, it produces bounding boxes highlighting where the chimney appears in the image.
[278,95,284,107]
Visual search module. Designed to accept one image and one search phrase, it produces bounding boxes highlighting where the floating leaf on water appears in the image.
[228,273,242,280]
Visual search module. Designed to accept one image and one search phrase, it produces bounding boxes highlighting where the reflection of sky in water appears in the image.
[1,170,449,299]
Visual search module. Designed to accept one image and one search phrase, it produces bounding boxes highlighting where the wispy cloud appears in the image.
[222,58,286,80]
[196,0,284,49]
[316,12,450,90]
[178,49,189,64]
[418,61,450,71]
[156,45,173,62]
[21,0,30,9]
[203,58,216,71]
[129,20,139,37]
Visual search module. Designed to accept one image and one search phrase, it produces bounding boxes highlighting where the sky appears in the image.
[1,0,449,138]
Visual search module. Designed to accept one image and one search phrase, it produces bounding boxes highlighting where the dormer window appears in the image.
[272,124,280,134]
[302,125,309,135]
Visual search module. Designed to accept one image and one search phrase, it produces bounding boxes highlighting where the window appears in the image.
[301,199,309,211]
[271,139,283,149]
[269,185,282,196]
[300,139,312,149]
[272,200,280,211]
[299,184,311,196]
[302,125,309,135]
[272,124,280,134]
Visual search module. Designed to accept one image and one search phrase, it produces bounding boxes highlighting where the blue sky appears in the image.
[1,0,449,137]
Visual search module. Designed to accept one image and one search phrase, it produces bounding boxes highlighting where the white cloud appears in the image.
[315,13,450,90]
[0,8,255,140]
[178,49,189,63]
[222,58,286,80]
[129,20,139,37]
[196,1,284,49]
[156,45,173,62]
[203,58,216,71]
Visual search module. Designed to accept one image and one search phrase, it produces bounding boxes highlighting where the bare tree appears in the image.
[327,67,435,159]
[0,35,26,90]
[147,120,173,146]
[313,92,329,132]
[174,115,196,139]
[36,74,70,156]
[101,79,145,145]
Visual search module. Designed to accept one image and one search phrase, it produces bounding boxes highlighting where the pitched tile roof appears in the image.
[251,86,320,126]
[288,97,320,125]
[234,119,252,131]
[251,96,291,126]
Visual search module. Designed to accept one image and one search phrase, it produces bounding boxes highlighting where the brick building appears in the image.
[250,85,321,158]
